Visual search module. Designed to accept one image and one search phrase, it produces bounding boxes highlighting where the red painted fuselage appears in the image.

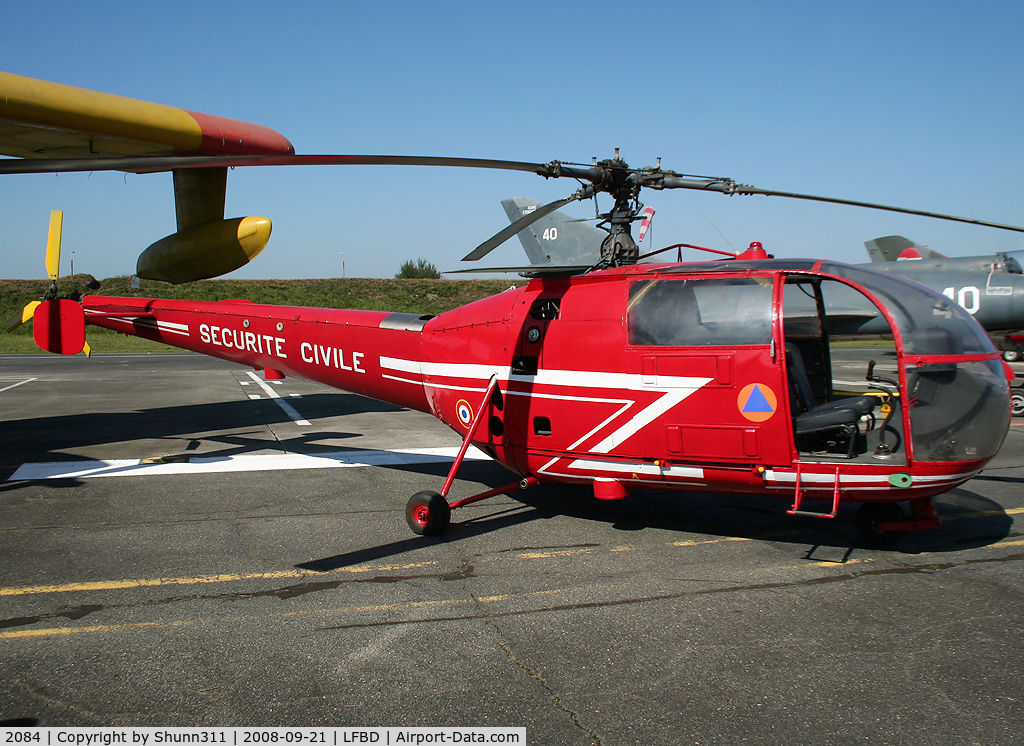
[80,259,1012,516]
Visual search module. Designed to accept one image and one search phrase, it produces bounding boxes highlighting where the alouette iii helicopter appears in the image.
[4,147,1023,547]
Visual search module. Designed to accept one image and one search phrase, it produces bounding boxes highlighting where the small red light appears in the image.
[736,241,768,260]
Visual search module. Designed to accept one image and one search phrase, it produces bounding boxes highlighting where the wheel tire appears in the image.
[1012,393,1024,417]
[855,502,906,547]
[406,491,451,536]
[1003,349,1022,363]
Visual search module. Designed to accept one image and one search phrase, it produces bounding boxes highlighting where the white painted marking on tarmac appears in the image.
[0,378,37,394]
[8,446,490,480]
[246,371,311,425]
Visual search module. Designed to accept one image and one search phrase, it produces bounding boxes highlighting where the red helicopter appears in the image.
[5,151,1022,547]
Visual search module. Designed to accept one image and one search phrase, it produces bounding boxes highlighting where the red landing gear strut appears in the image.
[405,375,538,536]
[855,498,944,547]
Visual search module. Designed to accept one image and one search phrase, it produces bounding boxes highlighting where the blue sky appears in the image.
[2,1,1022,280]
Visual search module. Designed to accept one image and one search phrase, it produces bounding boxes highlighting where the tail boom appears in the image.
[81,296,432,413]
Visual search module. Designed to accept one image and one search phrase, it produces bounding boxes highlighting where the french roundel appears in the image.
[737,383,777,422]
[456,399,474,428]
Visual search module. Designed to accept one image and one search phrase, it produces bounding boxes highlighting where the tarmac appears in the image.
[1,352,1023,743]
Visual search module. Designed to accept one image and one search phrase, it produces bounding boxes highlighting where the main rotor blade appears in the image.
[462,188,594,261]
[7,151,1021,236]
[0,154,552,175]
[45,210,63,280]
[733,184,1024,234]
[653,174,1024,234]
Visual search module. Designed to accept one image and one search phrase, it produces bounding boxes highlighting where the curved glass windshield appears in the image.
[819,262,1008,462]
[820,262,992,355]
[905,360,1009,461]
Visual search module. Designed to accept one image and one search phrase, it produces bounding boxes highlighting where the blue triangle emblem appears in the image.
[742,385,774,413]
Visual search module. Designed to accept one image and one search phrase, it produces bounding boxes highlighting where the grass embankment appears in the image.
[0,275,522,354]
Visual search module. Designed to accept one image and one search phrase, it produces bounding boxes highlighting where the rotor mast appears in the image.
[540,150,646,267]
[598,152,641,266]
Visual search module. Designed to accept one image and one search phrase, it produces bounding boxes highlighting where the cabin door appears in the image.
[624,275,793,467]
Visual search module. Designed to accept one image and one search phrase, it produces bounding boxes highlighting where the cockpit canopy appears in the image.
[629,260,1010,463]
[819,262,992,355]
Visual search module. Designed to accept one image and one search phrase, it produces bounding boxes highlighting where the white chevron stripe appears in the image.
[379,356,712,453]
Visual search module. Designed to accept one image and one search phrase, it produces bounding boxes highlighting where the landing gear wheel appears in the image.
[855,502,906,547]
[1012,393,1024,417]
[406,491,451,536]
[1003,349,1022,363]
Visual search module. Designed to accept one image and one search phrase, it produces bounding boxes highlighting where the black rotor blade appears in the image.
[7,150,1021,237]
[733,184,1024,234]
[653,174,1024,234]
[0,154,553,175]
[462,187,595,261]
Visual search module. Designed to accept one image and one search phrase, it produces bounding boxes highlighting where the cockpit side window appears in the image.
[628,277,774,346]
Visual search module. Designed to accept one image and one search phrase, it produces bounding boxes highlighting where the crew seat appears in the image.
[786,343,876,457]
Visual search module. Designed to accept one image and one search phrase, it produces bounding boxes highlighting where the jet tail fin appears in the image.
[864,235,946,262]
[501,197,603,267]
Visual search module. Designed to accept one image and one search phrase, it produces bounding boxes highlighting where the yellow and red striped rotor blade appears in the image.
[5,300,41,333]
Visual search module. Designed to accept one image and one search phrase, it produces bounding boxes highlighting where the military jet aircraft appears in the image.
[864,236,1024,361]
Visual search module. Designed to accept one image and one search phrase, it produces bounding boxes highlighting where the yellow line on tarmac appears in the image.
[671,537,752,548]
[807,558,869,568]
[994,538,1024,548]
[350,588,564,615]
[517,547,597,559]
[475,589,564,604]
[0,562,437,597]
[945,506,1024,522]
[0,620,193,640]
[3,589,572,639]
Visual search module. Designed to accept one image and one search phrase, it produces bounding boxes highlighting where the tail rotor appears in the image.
[4,210,89,355]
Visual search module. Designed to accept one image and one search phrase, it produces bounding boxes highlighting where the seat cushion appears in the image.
[795,396,875,434]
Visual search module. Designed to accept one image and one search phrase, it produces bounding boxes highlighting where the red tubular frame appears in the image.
[438,374,541,511]
[787,465,842,519]
[440,375,499,498]
[449,477,540,510]
[879,498,945,533]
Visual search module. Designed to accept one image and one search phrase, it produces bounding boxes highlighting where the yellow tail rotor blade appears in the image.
[5,300,41,333]
[83,340,92,357]
[45,210,63,281]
